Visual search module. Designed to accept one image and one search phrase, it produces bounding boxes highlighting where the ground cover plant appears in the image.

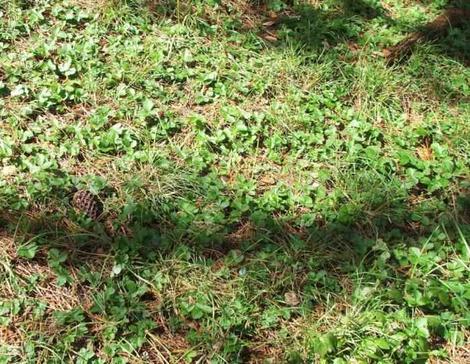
[0,0,469,362]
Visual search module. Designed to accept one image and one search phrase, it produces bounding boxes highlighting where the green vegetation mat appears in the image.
[0,0,469,362]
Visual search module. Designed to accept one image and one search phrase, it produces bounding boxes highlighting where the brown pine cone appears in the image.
[72,190,103,220]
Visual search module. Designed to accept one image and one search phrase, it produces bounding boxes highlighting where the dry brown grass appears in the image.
[69,0,108,12]
[429,333,470,363]
[0,230,106,349]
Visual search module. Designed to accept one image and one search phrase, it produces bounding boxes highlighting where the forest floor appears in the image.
[0,0,469,363]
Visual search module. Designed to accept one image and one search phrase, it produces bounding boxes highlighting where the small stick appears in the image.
[385,8,470,64]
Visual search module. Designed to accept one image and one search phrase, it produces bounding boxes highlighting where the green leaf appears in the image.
[142,98,154,113]
[313,333,337,357]
[374,338,391,350]
[17,243,39,259]
[183,49,193,63]
[415,317,429,338]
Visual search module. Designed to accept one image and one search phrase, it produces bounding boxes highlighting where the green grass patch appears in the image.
[0,0,469,362]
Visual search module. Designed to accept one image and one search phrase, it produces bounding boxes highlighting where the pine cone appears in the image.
[72,190,103,220]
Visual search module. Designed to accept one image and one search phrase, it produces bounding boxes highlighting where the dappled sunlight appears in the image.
[0,0,469,362]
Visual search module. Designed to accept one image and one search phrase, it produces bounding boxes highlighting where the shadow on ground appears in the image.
[2,169,468,275]
[138,0,470,64]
